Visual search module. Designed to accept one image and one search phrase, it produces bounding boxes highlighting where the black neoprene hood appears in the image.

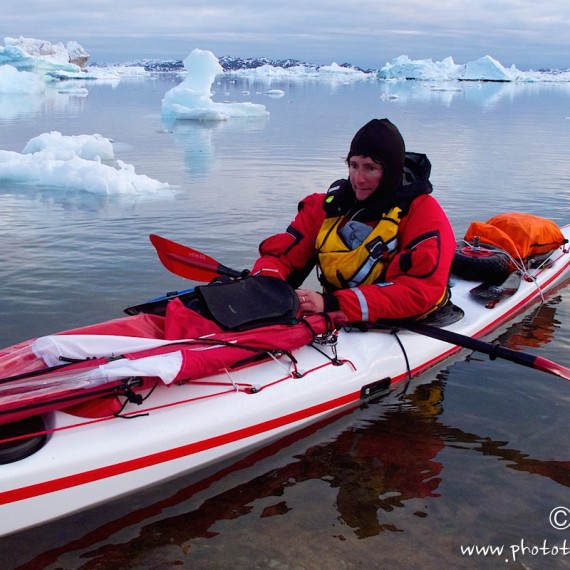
[347,118,406,194]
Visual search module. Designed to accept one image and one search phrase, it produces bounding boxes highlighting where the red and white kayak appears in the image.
[0,225,569,537]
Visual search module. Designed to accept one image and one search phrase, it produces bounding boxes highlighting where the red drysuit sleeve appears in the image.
[252,193,326,279]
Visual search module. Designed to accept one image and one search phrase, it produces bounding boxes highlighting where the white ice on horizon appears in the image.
[1,36,570,98]
[161,48,269,121]
[0,132,171,194]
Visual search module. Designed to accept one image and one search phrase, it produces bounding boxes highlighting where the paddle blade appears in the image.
[149,234,242,281]
[533,356,570,382]
[149,234,221,281]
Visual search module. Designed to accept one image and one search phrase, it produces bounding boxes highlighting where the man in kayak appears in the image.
[251,118,456,323]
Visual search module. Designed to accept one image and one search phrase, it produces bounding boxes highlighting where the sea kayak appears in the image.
[0,225,569,537]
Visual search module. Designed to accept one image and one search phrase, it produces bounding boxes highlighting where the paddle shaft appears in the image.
[394,321,570,382]
[148,235,570,382]
[124,287,196,316]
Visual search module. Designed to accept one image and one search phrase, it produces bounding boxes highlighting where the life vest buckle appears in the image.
[366,236,390,260]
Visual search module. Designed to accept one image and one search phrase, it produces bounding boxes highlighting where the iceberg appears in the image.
[0,36,88,75]
[161,48,269,121]
[459,55,512,81]
[317,62,372,81]
[378,54,516,82]
[378,56,459,81]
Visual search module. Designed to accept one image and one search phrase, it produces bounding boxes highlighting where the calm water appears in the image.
[1,74,570,569]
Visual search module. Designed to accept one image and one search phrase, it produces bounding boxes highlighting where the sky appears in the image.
[2,0,569,70]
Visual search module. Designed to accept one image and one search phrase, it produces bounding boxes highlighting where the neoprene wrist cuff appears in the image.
[321,293,340,312]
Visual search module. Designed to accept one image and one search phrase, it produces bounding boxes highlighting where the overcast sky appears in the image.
[3,0,569,70]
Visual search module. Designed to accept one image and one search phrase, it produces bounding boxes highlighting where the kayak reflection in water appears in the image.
[252,118,457,323]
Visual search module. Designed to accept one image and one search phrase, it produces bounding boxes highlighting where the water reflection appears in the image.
[0,94,45,120]
[0,89,89,122]
[168,114,269,178]
[375,79,570,110]
[499,300,561,349]
[0,181,175,215]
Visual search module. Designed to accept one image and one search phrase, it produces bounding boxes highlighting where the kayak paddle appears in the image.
[148,235,570,382]
[149,234,245,281]
[390,321,570,383]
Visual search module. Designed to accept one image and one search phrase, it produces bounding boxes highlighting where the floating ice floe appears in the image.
[0,132,171,194]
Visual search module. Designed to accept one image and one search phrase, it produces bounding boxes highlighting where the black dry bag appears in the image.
[195,276,300,331]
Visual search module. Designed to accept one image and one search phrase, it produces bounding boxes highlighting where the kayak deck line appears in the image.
[0,390,361,506]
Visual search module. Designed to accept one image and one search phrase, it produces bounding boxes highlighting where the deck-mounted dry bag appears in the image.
[452,212,567,283]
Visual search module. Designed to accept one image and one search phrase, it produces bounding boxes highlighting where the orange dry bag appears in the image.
[464,212,565,262]
[452,212,566,283]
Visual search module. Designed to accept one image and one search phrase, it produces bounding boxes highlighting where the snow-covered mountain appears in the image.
[98,56,371,74]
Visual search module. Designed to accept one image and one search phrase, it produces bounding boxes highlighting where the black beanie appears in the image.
[347,118,406,194]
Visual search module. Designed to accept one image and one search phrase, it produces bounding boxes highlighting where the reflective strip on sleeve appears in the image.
[353,288,369,322]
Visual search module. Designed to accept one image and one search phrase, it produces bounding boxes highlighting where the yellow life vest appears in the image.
[316,205,403,290]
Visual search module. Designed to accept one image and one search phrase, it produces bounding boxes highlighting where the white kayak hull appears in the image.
[1,226,569,537]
